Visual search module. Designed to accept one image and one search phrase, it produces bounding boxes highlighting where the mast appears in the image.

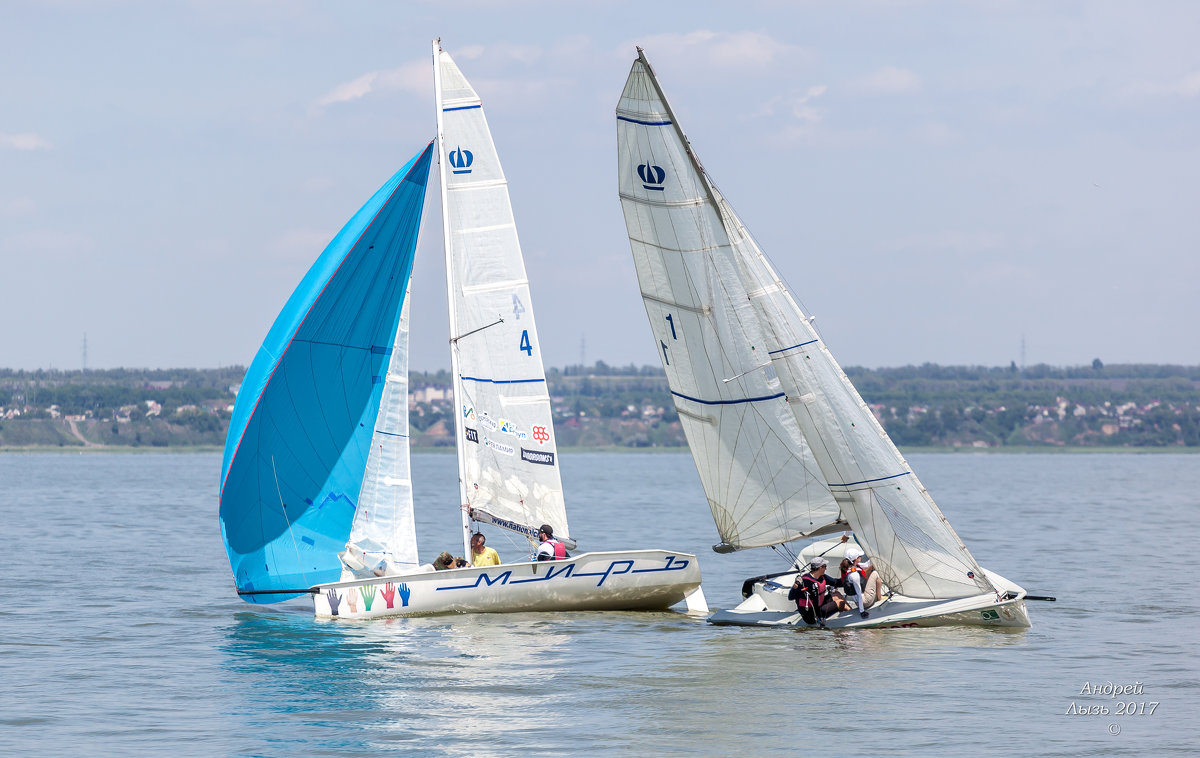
[433,38,475,558]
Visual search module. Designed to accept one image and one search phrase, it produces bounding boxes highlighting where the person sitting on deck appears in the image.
[470,532,502,567]
[534,524,569,561]
[433,551,455,570]
[839,546,883,619]
[789,557,850,625]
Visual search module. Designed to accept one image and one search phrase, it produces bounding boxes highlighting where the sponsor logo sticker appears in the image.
[521,447,556,466]
[484,436,515,456]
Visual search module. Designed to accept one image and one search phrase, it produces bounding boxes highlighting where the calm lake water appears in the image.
[1,451,1197,756]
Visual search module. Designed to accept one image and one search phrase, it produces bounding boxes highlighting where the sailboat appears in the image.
[217,42,705,620]
[614,49,1029,629]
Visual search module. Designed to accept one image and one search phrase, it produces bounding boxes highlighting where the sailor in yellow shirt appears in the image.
[470,532,502,567]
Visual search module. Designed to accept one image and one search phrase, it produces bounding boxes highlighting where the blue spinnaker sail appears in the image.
[219,142,433,602]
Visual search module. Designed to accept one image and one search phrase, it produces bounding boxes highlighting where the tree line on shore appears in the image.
[1,361,1196,449]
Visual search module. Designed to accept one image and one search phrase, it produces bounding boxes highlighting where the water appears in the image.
[1,452,1197,756]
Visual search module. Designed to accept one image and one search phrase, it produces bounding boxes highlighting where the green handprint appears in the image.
[398,582,411,607]
[358,584,376,612]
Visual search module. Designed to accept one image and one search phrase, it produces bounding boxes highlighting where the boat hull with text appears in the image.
[313,550,706,620]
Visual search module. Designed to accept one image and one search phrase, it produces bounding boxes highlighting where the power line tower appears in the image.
[82,333,88,374]
[579,335,586,370]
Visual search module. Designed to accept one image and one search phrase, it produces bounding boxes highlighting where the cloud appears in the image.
[0,196,36,216]
[750,84,828,122]
[881,230,1004,256]
[266,228,334,261]
[0,229,94,260]
[853,66,921,95]
[313,59,427,110]
[312,43,552,113]
[0,132,52,151]
[1130,70,1200,98]
[625,30,798,69]
[915,121,959,145]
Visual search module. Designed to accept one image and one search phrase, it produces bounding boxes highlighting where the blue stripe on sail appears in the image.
[444,104,482,112]
[769,339,818,355]
[219,141,434,604]
[828,472,912,488]
[671,390,785,406]
[374,430,409,438]
[460,376,546,385]
[617,115,672,126]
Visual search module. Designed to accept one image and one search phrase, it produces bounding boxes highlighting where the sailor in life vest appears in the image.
[788,556,850,625]
[534,524,569,561]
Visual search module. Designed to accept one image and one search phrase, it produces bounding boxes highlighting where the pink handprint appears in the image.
[347,589,358,613]
[382,582,396,609]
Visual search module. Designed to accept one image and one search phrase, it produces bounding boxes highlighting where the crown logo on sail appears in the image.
[637,163,665,191]
[449,146,474,174]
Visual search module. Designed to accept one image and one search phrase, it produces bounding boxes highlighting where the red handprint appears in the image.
[382,582,396,609]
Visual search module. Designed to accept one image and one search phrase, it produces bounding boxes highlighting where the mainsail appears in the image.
[616,57,840,551]
[434,43,569,544]
[618,52,992,599]
[219,143,433,600]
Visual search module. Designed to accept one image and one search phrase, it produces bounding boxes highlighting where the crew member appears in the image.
[534,524,568,561]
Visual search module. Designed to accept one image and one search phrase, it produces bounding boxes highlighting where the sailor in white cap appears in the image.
[839,545,882,618]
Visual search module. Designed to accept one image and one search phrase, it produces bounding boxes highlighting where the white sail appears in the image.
[616,58,841,550]
[346,290,419,572]
[435,43,569,543]
[619,52,993,599]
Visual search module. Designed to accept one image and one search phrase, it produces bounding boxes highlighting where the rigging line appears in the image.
[272,455,310,588]
[722,361,772,383]
[451,317,504,344]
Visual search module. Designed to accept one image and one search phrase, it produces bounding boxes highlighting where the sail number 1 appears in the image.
[661,313,678,365]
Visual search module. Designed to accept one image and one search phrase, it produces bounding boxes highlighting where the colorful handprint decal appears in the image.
[398,582,411,607]
[382,582,396,609]
[325,588,341,616]
[358,585,376,612]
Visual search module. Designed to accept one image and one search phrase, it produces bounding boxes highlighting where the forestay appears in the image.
[616,59,840,550]
[219,144,433,600]
[619,52,994,599]
[435,45,568,542]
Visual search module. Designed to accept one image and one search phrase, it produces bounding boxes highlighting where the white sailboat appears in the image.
[218,42,705,620]
[615,49,1029,629]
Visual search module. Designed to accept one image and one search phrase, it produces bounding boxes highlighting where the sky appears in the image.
[2,0,1197,372]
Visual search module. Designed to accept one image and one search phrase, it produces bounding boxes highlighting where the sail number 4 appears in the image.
[520,330,532,356]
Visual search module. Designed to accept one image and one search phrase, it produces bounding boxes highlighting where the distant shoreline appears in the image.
[3,444,1197,455]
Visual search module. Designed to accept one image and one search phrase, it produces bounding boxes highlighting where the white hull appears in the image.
[709,565,1030,629]
[312,550,705,620]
